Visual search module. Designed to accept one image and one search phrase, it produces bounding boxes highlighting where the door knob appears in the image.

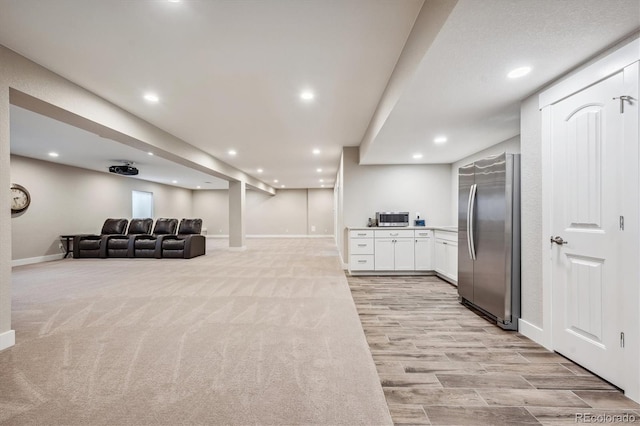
[550,236,568,245]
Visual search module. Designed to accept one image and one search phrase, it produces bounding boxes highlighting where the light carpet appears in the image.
[1,238,392,425]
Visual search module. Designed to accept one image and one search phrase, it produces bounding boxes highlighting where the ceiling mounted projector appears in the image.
[108,161,139,176]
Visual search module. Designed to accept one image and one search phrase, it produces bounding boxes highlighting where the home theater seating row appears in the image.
[73,218,206,259]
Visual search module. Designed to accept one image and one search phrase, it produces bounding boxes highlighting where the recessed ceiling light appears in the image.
[316,168,322,173]
[147,152,154,156]
[312,148,320,155]
[319,179,324,182]
[507,66,531,79]
[321,184,325,188]
[281,184,286,188]
[172,180,178,184]
[196,186,201,189]
[412,153,423,159]
[434,136,447,144]
[257,168,263,173]
[228,149,237,156]
[300,91,315,101]
[143,93,159,103]
[48,152,59,157]
[273,179,279,183]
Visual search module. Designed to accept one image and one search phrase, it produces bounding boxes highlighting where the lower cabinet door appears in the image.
[414,237,432,270]
[394,238,415,270]
[446,242,458,282]
[434,240,447,274]
[374,239,394,270]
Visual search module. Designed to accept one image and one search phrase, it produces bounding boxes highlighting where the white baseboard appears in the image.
[518,319,551,349]
[0,330,15,352]
[228,246,247,252]
[12,253,65,267]
[206,234,333,239]
[247,234,333,239]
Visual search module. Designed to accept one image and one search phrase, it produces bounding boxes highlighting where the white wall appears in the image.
[246,189,309,235]
[193,188,334,236]
[192,189,229,235]
[340,146,452,259]
[519,97,543,329]
[10,155,193,261]
[335,153,345,264]
[449,136,521,224]
[307,188,334,235]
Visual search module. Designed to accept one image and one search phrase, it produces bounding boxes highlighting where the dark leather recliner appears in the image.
[131,218,178,258]
[160,218,206,259]
[103,218,153,258]
[74,218,129,258]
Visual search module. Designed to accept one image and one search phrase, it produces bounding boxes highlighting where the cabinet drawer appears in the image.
[374,229,414,238]
[351,239,374,255]
[435,239,458,247]
[414,230,433,238]
[434,230,457,242]
[350,255,374,271]
[350,230,374,238]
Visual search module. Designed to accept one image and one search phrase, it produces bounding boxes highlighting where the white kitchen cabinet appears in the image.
[373,238,394,270]
[349,230,374,271]
[348,228,453,275]
[374,230,414,271]
[393,238,415,270]
[434,230,457,283]
[350,255,375,271]
[414,230,433,271]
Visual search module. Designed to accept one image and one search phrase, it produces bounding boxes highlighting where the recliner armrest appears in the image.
[184,235,206,259]
[73,234,101,257]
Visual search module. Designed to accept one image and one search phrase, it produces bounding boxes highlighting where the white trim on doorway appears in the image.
[539,37,640,403]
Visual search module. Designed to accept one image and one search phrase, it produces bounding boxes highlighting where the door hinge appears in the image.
[620,332,625,348]
[613,95,635,114]
[620,215,625,230]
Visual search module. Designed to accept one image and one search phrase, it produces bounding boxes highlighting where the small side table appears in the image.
[60,234,90,258]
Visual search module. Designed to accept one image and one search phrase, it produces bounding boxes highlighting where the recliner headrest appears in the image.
[178,218,202,235]
[153,218,178,235]
[128,218,153,235]
[101,218,129,235]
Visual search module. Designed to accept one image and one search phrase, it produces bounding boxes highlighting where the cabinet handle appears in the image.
[357,233,366,236]
[357,244,367,247]
[443,242,447,245]
[390,233,398,236]
[358,260,367,263]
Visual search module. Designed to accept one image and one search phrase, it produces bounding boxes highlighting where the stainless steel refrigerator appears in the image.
[458,153,520,330]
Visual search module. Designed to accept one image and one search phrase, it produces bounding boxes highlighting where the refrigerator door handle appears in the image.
[468,184,477,260]
[466,184,473,259]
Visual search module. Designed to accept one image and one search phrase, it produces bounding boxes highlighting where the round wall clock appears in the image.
[10,183,31,213]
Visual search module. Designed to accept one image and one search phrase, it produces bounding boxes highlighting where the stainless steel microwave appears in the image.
[376,212,409,227]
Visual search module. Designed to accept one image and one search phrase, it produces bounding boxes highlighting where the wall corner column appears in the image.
[229,180,246,250]
[0,84,15,350]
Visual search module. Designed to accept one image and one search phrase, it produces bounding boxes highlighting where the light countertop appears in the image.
[348,226,458,232]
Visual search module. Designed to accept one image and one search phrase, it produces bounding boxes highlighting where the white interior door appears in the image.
[550,70,624,387]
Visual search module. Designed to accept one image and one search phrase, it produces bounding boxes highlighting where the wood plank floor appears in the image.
[347,275,640,425]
